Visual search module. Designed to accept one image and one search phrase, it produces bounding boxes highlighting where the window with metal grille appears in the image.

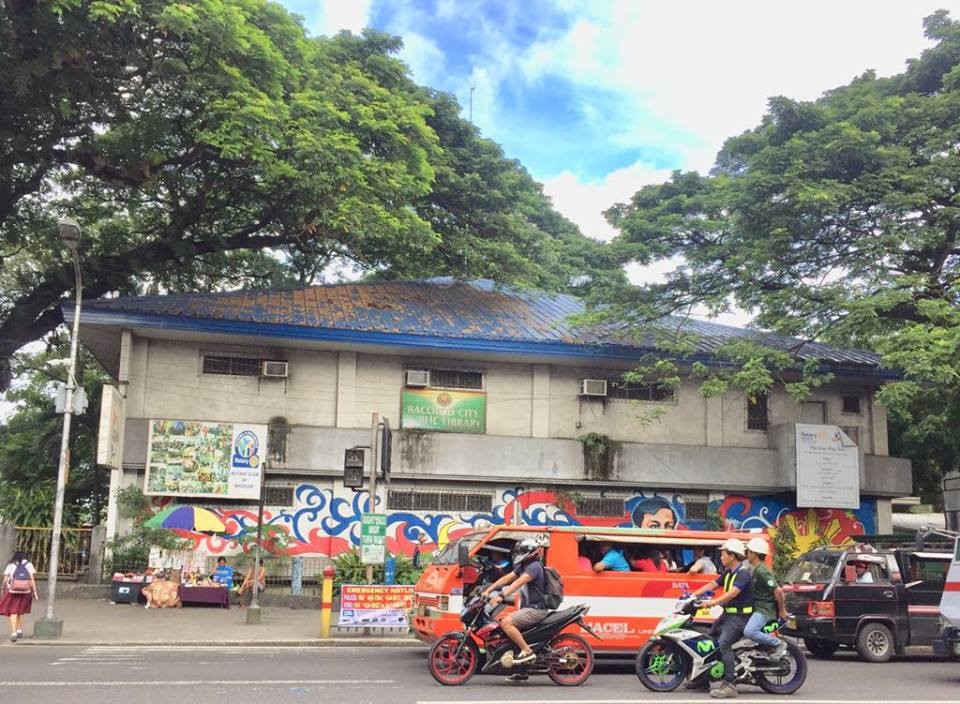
[263,486,294,506]
[574,497,625,517]
[607,380,674,402]
[387,490,492,513]
[427,369,484,390]
[683,497,709,522]
[747,393,769,431]
[202,354,261,376]
[841,426,860,446]
[842,395,862,414]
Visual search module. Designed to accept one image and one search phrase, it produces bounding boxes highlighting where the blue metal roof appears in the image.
[69,278,891,376]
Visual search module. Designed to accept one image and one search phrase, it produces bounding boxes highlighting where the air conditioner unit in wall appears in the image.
[405,369,430,387]
[579,379,608,397]
[261,360,289,378]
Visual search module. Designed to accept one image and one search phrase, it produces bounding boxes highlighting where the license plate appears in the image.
[786,618,797,630]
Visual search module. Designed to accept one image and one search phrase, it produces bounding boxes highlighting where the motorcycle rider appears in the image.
[742,537,788,659]
[688,537,753,699]
[481,538,548,666]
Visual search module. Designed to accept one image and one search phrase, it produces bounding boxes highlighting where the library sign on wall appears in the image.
[796,424,860,509]
[401,389,486,433]
[145,419,266,500]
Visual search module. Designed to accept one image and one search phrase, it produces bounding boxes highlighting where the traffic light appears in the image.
[343,448,365,489]
[380,418,392,480]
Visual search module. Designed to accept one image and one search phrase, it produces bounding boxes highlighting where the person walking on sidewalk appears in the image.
[0,551,39,642]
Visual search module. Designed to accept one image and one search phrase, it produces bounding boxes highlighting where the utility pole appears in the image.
[365,412,379,586]
[469,85,475,123]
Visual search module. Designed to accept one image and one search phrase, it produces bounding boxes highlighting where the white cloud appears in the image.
[398,32,446,87]
[314,0,372,35]
[542,160,673,241]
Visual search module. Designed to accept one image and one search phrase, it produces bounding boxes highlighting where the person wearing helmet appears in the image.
[742,536,788,660]
[480,538,547,667]
[688,537,753,698]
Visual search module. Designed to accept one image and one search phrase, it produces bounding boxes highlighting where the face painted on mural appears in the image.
[631,497,678,530]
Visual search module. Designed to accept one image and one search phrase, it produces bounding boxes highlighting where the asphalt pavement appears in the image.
[0,644,958,704]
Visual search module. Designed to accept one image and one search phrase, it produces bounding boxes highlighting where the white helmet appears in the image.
[746,537,770,556]
[721,538,746,557]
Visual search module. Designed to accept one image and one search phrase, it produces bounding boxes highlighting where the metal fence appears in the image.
[15,527,93,578]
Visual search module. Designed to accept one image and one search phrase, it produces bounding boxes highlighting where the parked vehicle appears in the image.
[411,525,760,654]
[635,596,807,694]
[931,529,960,659]
[781,545,952,662]
[427,590,598,686]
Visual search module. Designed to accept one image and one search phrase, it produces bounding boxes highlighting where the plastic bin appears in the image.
[111,581,143,604]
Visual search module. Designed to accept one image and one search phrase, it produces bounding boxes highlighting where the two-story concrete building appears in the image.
[74,278,911,561]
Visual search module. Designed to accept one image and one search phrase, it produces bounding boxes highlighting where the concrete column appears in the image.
[0,525,16,565]
[84,525,107,584]
[870,397,889,456]
[105,330,133,545]
[705,395,723,447]
[336,352,357,429]
[531,364,550,438]
[875,497,893,534]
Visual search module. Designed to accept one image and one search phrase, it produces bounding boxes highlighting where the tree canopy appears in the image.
[600,12,960,499]
[0,0,615,391]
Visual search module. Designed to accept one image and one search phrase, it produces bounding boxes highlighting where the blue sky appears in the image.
[286,1,960,244]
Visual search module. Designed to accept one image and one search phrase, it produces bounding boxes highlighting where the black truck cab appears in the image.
[781,547,950,662]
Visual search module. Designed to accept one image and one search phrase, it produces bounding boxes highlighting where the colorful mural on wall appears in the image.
[154,483,877,561]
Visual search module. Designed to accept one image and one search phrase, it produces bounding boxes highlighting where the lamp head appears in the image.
[58,218,82,251]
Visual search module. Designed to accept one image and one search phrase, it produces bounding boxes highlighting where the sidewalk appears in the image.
[7,599,426,648]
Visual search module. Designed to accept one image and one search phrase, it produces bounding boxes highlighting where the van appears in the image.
[933,533,960,658]
[781,546,952,662]
[410,524,755,654]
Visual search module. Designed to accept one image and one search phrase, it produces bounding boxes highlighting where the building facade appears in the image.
[75,279,911,561]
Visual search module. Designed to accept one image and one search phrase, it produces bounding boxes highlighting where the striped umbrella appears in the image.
[143,505,227,533]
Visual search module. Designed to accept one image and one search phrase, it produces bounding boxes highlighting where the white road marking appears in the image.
[417,700,956,704]
[1,680,394,687]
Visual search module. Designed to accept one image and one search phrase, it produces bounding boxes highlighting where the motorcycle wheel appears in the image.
[636,638,689,692]
[546,633,594,686]
[428,634,480,686]
[755,640,808,695]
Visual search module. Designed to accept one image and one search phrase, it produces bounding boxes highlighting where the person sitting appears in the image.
[688,546,718,574]
[852,560,874,583]
[593,542,631,572]
[632,549,668,572]
[211,557,234,587]
[236,564,267,606]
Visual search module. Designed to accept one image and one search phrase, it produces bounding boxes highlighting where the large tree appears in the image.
[599,12,960,501]
[0,0,611,391]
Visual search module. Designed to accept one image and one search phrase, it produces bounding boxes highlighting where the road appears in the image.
[0,646,957,704]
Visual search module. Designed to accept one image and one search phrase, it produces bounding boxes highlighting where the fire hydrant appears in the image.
[320,565,335,638]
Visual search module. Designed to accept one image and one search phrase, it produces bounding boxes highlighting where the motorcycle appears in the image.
[428,592,599,686]
[635,596,807,695]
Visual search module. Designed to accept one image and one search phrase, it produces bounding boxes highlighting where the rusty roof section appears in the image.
[79,278,884,370]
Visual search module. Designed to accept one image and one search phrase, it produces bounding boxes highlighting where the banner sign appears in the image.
[97,385,125,469]
[796,424,860,509]
[401,389,486,433]
[144,419,266,499]
[361,513,387,565]
[338,584,414,628]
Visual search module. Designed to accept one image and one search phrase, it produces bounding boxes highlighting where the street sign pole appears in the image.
[366,412,379,585]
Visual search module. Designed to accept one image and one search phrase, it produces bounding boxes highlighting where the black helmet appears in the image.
[512,538,540,567]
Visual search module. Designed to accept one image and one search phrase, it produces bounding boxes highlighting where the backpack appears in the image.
[8,561,32,594]
[541,565,564,610]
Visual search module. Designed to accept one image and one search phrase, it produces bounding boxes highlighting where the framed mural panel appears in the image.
[144,419,266,500]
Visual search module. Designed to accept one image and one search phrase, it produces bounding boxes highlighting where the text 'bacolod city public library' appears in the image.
[74,278,911,562]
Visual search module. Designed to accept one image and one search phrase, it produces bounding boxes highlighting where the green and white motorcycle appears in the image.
[636,596,807,694]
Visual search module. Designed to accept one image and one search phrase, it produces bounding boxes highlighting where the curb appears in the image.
[14,639,427,648]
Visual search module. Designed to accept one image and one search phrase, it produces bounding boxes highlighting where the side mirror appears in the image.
[457,541,470,567]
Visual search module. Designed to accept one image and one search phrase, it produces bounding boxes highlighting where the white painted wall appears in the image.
[125,336,885,456]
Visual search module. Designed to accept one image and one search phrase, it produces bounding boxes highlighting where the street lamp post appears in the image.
[35,218,83,639]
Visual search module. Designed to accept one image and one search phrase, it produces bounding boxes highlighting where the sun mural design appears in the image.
[772,507,867,553]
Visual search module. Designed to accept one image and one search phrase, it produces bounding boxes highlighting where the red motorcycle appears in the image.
[428,593,598,686]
